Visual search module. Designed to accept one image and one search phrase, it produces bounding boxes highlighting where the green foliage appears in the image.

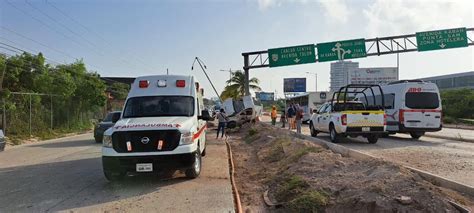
[287,191,328,212]
[274,174,328,212]
[1,52,106,140]
[220,71,261,100]
[441,89,474,119]
[109,82,129,100]
[244,128,260,144]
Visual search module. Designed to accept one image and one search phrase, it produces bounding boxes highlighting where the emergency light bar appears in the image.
[157,80,167,87]
[139,80,149,88]
[176,80,186,88]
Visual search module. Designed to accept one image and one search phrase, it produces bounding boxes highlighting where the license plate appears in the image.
[136,163,153,172]
[362,127,370,132]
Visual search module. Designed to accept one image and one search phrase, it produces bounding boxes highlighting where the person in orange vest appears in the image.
[271,105,278,126]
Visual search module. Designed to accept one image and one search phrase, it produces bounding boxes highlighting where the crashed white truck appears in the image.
[221,96,263,129]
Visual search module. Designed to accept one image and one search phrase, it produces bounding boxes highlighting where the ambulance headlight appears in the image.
[103,135,113,148]
[180,132,194,145]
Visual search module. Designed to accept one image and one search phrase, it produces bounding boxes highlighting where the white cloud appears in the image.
[363,0,474,37]
[257,0,277,10]
[318,0,351,24]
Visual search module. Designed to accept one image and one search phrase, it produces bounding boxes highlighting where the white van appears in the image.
[102,75,211,181]
[356,80,442,139]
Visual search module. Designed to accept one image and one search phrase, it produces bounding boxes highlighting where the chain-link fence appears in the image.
[1,92,102,138]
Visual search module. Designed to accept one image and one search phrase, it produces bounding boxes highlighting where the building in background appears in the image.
[330,61,359,91]
[349,67,398,85]
[330,61,399,91]
[419,71,474,90]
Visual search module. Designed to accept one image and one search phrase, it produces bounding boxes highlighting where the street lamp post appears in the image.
[306,72,318,91]
[219,68,241,85]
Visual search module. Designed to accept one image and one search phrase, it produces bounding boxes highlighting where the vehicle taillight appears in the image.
[176,80,186,87]
[139,80,149,88]
[341,114,347,125]
[384,114,387,125]
[399,109,404,123]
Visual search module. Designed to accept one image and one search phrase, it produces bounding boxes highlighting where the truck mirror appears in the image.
[199,110,211,121]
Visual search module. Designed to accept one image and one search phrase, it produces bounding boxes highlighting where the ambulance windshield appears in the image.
[123,96,194,118]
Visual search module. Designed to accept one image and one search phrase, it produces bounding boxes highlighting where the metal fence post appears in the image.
[50,95,53,130]
[29,94,32,136]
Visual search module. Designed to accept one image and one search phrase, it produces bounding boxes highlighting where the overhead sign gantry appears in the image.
[241,27,474,95]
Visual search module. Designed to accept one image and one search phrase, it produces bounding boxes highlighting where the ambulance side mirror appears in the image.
[199,110,211,121]
[112,116,120,123]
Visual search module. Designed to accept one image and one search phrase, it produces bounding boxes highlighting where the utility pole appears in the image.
[306,72,318,91]
[219,68,241,85]
[192,57,222,102]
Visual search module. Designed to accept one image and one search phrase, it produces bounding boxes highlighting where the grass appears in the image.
[6,123,92,145]
[274,174,329,212]
[286,146,323,164]
[244,128,260,144]
[287,191,329,212]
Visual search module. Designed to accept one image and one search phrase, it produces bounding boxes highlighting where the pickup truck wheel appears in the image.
[185,151,201,179]
[329,126,339,143]
[410,132,424,140]
[310,123,318,137]
[367,135,378,144]
[104,170,125,181]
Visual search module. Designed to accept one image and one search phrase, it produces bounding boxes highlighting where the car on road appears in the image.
[94,111,121,143]
[309,84,386,144]
[355,80,442,139]
[102,75,211,181]
[0,130,5,152]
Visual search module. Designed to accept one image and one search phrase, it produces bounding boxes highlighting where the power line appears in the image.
[1,26,77,61]
[5,1,133,72]
[0,26,103,71]
[25,0,98,48]
[45,0,159,73]
[5,0,84,47]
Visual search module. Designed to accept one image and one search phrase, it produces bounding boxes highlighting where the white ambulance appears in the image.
[102,75,211,181]
[356,80,442,139]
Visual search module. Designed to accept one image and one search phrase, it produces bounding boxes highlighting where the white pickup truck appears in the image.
[309,84,386,144]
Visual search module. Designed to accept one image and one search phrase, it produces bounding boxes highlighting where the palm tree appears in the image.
[220,71,261,100]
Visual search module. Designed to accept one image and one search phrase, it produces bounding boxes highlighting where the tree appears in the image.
[220,71,261,100]
[109,82,129,100]
[441,89,474,119]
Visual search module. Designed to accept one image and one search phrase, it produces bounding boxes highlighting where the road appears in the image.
[0,133,234,212]
[262,116,474,187]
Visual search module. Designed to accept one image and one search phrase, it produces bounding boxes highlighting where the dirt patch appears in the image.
[229,123,473,212]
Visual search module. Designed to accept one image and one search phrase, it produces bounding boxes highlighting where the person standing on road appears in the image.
[216,109,228,139]
[271,106,278,126]
[287,104,295,130]
[280,110,286,128]
[295,104,303,134]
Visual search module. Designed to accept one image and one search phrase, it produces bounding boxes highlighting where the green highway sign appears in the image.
[416,27,468,52]
[317,38,366,62]
[268,44,316,68]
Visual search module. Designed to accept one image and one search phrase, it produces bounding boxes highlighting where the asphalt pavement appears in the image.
[0,133,234,212]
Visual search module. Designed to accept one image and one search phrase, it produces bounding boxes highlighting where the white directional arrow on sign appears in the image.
[439,43,447,48]
[294,58,301,63]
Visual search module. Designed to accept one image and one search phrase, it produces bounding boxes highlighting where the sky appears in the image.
[1,0,473,98]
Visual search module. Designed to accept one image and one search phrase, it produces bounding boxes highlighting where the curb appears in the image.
[262,123,474,197]
[5,132,92,150]
[225,137,243,213]
[424,134,474,143]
